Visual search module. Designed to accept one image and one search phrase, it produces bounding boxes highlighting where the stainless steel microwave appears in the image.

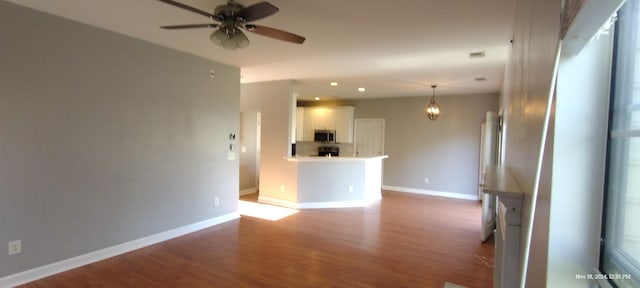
[314,129,336,143]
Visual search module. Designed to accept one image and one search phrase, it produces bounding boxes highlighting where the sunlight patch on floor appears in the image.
[238,200,299,221]
[443,282,467,288]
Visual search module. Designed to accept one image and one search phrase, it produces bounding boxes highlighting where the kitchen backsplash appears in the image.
[295,141,355,157]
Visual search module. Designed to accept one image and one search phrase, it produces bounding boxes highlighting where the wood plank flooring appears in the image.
[20,191,494,288]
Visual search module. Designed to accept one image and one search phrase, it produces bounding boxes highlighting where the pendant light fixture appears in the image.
[425,85,441,120]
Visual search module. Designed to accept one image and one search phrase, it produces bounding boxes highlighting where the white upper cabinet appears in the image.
[296,106,355,143]
[334,106,354,143]
[295,107,305,142]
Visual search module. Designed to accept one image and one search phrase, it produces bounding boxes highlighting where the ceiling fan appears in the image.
[157,0,306,50]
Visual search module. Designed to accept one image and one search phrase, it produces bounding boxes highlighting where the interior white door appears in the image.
[480,111,500,242]
[354,118,385,157]
[481,112,500,174]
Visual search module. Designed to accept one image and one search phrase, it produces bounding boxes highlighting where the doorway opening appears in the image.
[239,110,261,202]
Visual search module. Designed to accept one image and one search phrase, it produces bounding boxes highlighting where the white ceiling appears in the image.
[7,0,515,100]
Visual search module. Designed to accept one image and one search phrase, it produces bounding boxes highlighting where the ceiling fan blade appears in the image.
[245,25,305,44]
[238,2,279,22]
[156,0,216,19]
[161,23,218,29]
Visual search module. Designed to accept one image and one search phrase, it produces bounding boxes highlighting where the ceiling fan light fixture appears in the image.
[210,29,226,46]
[210,28,249,50]
[230,29,250,49]
[159,0,305,50]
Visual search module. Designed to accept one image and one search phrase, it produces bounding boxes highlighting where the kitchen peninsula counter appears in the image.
[258,155,388,209]
[285,155,389,162]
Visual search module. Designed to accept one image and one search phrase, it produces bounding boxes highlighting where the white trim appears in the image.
[296,198,380,209]
[0,212,240,288]
[383,185,479,201]
[258,196,381,209]
[561,0,624,55]
[257,196,298,209]
[611,129,640,138]
[240,188,258,196]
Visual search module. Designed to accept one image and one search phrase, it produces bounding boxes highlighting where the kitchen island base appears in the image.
[258,156,388,209]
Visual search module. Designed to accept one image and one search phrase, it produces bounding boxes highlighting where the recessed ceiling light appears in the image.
[469,51,486,58]
[314,96,320,101]
[330,82,338,86]
[358,87,366,92]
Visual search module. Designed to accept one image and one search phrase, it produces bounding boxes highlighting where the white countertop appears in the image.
[482,165,523,199]
[286,155,388,162]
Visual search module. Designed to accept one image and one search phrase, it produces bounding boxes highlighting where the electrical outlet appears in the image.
[348,185,354,193]
[424,177,429,184]
[8,240,21,255]
[214,197,220,207]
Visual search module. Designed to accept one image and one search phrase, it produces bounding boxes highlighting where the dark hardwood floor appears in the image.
[20,191,494,288]
[239,192,259,202]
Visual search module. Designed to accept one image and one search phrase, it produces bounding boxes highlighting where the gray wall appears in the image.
[499,0,560,285]
[349,93,499,197]
[241,80,298,202]
[0,1,239,278]
[501,1,614,286]
[239,111,258,192]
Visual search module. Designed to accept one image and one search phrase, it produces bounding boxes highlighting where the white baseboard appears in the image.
[382,185,479,201]
[0,212,240,288]
[240,188,258,196]
[296,198,379,209]
[258,196,381,209]
[257,196,298,209]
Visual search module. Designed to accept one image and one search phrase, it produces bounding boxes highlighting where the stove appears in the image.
[318,146,339,157]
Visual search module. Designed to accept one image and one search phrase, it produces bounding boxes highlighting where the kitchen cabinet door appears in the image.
[302,108,315,141]
[295,107,305,142]
[314,107,335,130]
[303,107,334,139]
[301,106,354,142]
[334,107,354,143]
